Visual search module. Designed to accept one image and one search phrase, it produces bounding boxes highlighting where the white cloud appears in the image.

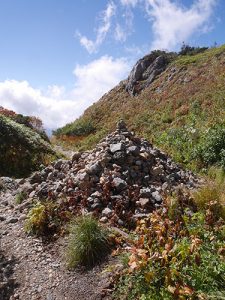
[77,1,116,54]
[114,23,127,41]
[0,56,130,129]
[120,0,139,7]
[145,0,216,50]
[72,55,130,105]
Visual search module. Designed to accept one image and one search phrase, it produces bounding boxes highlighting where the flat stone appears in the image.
[127,146,139,155]
[110,143,124,153]
[139,198,149,208]
[7,217,18,224]
[102,207,113,217]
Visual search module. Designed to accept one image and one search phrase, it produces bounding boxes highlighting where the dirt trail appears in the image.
[0,188,112,300]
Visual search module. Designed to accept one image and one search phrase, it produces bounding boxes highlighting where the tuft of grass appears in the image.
[192,182,225,221]
[67,215,110,268]
[15,191,27,204]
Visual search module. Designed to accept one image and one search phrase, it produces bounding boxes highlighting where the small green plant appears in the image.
[25,201,60,236]
[15,191,27,204]
[67,215,110,268]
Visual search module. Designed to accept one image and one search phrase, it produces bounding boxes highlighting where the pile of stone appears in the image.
[17,121,198,226]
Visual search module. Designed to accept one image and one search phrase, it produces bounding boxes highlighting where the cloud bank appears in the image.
[77,0,216,52]
[145,0,217,50]
[0,56,130,129]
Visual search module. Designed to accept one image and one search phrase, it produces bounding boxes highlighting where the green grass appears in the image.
[67,215,110,268]
[15,191,27,204]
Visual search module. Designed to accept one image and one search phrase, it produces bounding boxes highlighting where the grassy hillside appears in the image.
[54,45,225,172]
[0,114,57,177]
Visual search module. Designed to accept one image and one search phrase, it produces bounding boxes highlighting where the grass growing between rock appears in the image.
[67,215,110,268]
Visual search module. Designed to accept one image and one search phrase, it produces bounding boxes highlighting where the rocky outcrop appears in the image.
[16,120,198,227]
[126,51,176,95]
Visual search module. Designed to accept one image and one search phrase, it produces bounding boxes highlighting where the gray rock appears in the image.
[91,203,102,210]
[127,146,139,155]
[0,215,6,221]
[151,191,162,203]
[140,188,152,198]
[100,216,108,223]
[102,207,113,217]
[139,198,150,208]
[7,217,18,224]
[112,177,127,191]
[110,143,124,153]
[86,161,102,175]
[126,52,171,95]
[72,151,81,162]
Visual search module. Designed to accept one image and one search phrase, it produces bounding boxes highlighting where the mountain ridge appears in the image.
[54,44,225,171]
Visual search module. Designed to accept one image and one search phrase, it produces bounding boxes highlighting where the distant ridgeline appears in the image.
[0,107,56,177]
[54,44,225,172]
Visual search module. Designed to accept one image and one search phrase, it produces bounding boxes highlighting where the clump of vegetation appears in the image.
[53,118,95,137]
[156,122,225,171]
[15,191,27,204]
[25,202,60,236]
[192,169,225,221]
[113,200,225,299]
[179,43,208,56]
[0,114,57,177]
[67,215,110,268]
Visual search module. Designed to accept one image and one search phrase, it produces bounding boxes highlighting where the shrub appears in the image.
[25,202,60,236]
[53,118,95,137]
[194,124,225,169]
[0,115,56,177]
[179,43,208,56]
[67,215,110,268]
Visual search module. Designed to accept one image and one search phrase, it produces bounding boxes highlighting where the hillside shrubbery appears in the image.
[156,123,225,171]
[0,115,56,177]
[53,118,95,137]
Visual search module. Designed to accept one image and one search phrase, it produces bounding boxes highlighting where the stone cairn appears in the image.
[16,121,198,227]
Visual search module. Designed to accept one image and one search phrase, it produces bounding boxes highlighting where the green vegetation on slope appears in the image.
[0,115,56,177]
[54,45,225,172]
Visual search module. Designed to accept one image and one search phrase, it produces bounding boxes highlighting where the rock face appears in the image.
[126,51,176,96]
[15,120,198,227]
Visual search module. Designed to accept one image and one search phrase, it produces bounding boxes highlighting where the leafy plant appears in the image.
[113,200,225,299]
[67,215,110,268]
[25,201,60,236]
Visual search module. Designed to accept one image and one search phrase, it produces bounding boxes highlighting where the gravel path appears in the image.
[0,189,113,300]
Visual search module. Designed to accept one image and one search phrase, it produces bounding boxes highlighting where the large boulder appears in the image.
[126,51,176,95]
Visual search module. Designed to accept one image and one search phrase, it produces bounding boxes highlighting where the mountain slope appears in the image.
[54,45,225,171]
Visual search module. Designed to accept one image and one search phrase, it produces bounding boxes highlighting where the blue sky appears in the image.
[0,0,224,129]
